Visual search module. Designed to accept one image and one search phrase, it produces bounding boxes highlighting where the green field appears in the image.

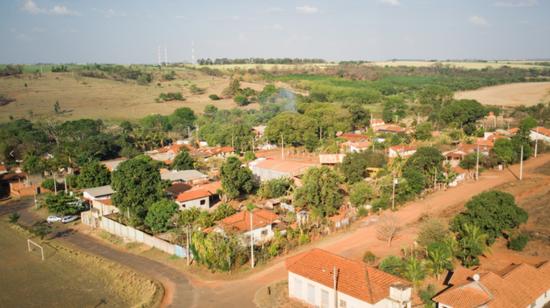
[0,221,159,307]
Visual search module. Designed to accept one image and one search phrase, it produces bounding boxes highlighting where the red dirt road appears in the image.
[190,154,550,308]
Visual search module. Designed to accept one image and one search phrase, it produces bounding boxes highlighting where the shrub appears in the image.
[208,94,221,101]
[379,255,404,276]
[234,94,250,106]
[419,284,437,308]
[158,92,185,102]
[508,233,529,251]
[362,251,377,265]
[8,212,20,224]
[189,84,205,95]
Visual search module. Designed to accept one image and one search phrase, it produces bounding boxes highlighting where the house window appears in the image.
[339,299,347,308]
[200,199,206,205]
[261,229,268,236]
[307,283,315,305]
[321,289,329,308]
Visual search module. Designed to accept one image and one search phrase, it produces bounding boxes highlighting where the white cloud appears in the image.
[379,0,401,6]
[296,5,319,14]
[494,0,538,7]
[469,15,489,27]
[21,0,79,16]
[21,0,44,14]
[266,24,284,31]
[50,5,79,16]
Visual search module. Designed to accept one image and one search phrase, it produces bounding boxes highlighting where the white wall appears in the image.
[530,131,550,143]
[244,224,274,243]
[177,197,210,210]
[288,272,405,308]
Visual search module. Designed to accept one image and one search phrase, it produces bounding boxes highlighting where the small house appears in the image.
[82,185,115,201]
[175,181,221,210]
[213,208,282,244]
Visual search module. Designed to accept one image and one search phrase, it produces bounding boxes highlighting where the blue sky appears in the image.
[1,0,549,64]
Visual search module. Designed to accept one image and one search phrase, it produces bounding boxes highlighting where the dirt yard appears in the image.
[0,221,161,307]
[0,70,265,122]
[454,81,550,106]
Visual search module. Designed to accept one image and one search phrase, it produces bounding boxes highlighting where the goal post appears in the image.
[27,239,44,261]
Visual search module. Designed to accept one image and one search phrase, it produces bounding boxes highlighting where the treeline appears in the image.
[75,64,153,85]
[0,65,23,77]
[197,58,326,65]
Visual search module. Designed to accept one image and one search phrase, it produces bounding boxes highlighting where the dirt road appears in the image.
[3,154,549,308]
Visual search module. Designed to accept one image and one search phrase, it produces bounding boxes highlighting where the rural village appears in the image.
[2,1,550,308]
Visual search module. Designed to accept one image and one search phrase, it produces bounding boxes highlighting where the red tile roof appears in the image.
[176,189,211,202]
[340,133,368,142]
[434,261,550,308]
[533,126,550,137]
[374,124,406,133]
[389,145,416,153]
[189,181,221,194]
[252,159,316,176]
[286,249,410,304]
[218,208,279,232]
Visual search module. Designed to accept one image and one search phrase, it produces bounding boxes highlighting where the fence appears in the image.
[99,215,189,258]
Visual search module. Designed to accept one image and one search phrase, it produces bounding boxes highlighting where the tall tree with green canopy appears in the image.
[171,149,195,170]
[451,190,528,245]
[402,146,444,189]
[294,166,343,217]
[493,138,515,165]
[264,112,317,146]
[456,224,489,267]
[439,99,486,134]
[340,151,386,184]
[415,122,433,141]
[111,156,165,225]
[344,103,371,130]
[382,96,407,123]
[145,199,178,234]
[220,156,255,199]
[169,107,196,137]
[77,160,111,188]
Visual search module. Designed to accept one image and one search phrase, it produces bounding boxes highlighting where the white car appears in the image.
[47,215,62,223]
[61,215,79,224]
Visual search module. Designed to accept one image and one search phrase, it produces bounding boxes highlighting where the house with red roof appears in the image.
[286,249,412,308]
[530,126,550,144]
[212,208,282,244]
[388,145,416,158]
[249,158,317,182]
[433,261,550,308]
[175,181,221,210]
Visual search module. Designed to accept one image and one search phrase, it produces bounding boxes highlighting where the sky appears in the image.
[1,0,549,64]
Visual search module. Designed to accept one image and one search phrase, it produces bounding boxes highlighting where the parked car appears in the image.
[61,215,79,224]
[47,215,62,223]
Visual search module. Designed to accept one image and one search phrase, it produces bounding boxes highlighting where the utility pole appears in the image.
[333,266,339,308]
[520,145,524,181]
[281,134,285,160]
[392,176,397,211]
[250,210,255,269]
[475,144,480,181]
[64,176,68,193]
[53,173,57,194]
[186,225,191,266]
[534,127,539,158]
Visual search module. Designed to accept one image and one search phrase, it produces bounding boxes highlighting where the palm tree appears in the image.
[402,255,427,285]
[458,224,489,267]
[426,242,453,279]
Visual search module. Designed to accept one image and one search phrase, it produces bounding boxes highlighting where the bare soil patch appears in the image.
[454,82,550,106]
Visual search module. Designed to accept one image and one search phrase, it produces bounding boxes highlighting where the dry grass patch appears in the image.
[454,82,550,106]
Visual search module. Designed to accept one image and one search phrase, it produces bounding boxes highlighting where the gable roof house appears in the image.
[160,169,208,185]
[388,145,417,158]
[530,126,550,143]
[286,249,412,308]
[433,262,550,308]
[82,185,115,201]
[175,181,221,211]
[212,208,282,244]
[249,158,317,182]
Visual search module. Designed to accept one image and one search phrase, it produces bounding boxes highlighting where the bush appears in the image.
[378,255,404,276]
[208,94,221,101]
[362,251,377,265]
[258,178,293,199]
[508,233,529,251]
[234,94,250,106]
[419,284,437,308]
[158,92,185,102]
[189,84,205,95]
[8,212,20,224]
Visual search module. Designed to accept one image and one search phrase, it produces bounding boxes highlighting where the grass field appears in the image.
[0,70,265,122]
[0,221,160,307]
[454,81,550,106]
[371,60,549,69]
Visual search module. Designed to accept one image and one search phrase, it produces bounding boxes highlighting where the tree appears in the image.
[222,78,241,97]
[171,150,195,170]
[376,214,400,246]
[451,190,528,245]
[417,218,448,247]
[169,107,196,137]
[77,160,111,188]
[340,151,386,184]
[265,112,317,147]
[145,199,178,234]
[426,242,453,279]
[379,255,404,276]
[45,192,81,215]
[415,122,433,141]
[439,99,486,134]
[349,181,373,208]
[382,96,407,123]
[403,146,444,190]
[459,153,477,172]
[191,231,247,271]
[402,256,427,285]
[294,167,343,217]
[111,156,165,225]
[362,251,377,265]
[258,178,293,199]
[456,224,488,267]
[220,156,255,199]
[344,103,370,129]
[493,138,515,165]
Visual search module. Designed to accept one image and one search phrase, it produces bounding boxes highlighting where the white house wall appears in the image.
[177,197,210,210]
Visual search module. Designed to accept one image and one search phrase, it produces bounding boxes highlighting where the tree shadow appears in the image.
[94,298,107,307]
[506,166,520,180]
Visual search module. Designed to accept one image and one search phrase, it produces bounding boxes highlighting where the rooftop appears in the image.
[287,249,410,304]
[218,208,279,232]
[532,126,550,137]
[251,158,316,176]
[433,261,550,308]
[82,185,115,198]
[160,169,208,182]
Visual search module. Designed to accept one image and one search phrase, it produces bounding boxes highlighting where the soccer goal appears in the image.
[27,239,44,261]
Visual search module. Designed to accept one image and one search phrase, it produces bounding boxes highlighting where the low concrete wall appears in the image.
[99,216,188,258]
